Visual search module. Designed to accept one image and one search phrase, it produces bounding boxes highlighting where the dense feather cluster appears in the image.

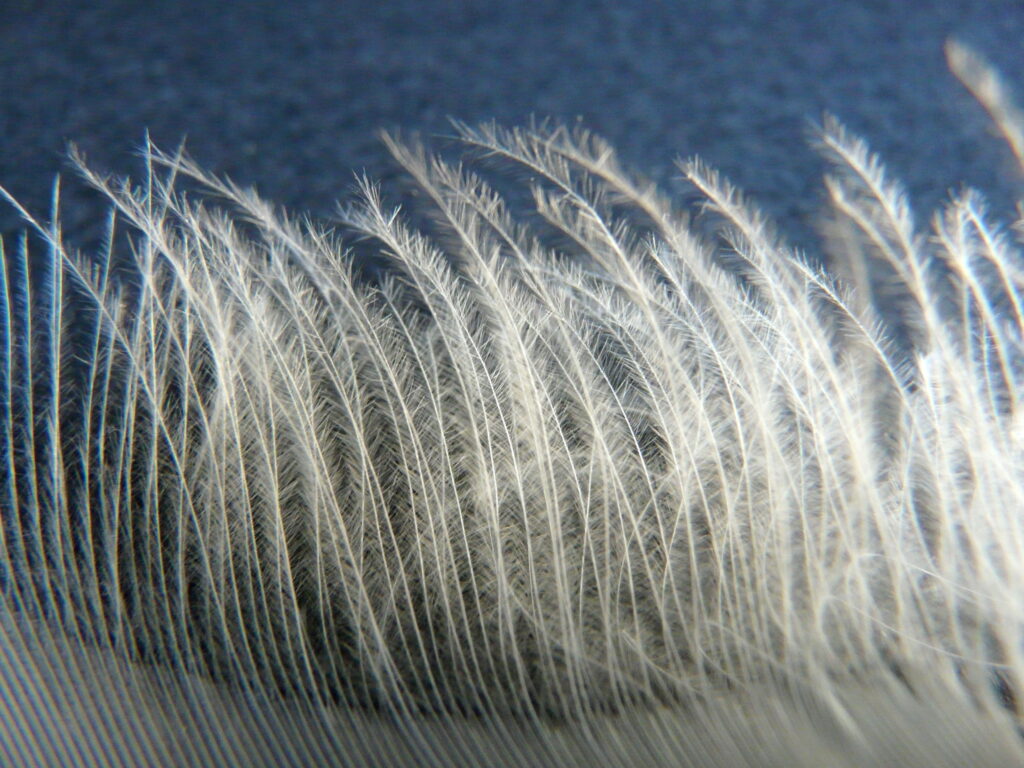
[1,42,1023,766]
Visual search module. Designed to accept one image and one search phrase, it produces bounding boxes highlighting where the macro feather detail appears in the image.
[1,41,1023,766]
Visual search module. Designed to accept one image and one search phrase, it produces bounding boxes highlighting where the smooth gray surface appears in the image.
[1,0,1022,253]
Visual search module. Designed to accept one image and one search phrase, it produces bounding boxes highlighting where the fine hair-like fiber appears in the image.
[2,41,1024,766]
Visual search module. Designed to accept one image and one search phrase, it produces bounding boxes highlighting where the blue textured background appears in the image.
[1,0,1022,252]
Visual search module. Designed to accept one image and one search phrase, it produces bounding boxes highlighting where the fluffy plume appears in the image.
[1,43,1023,766]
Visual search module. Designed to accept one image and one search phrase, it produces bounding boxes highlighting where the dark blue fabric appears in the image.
[2,0,1021,251]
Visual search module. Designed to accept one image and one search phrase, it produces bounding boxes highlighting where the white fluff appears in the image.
[1,41,1023,766]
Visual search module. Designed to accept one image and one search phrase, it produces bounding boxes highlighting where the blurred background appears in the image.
[1,0,1021,254]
